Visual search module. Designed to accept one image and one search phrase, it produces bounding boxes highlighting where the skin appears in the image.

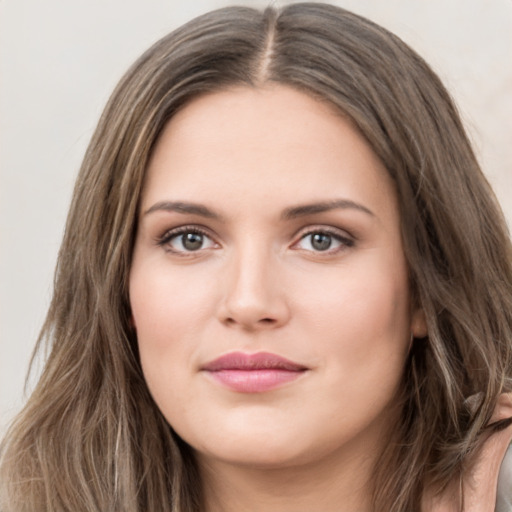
[424,395,512,512]
[129,85,427,512]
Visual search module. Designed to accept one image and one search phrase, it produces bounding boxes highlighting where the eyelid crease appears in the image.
[293,224,355,242]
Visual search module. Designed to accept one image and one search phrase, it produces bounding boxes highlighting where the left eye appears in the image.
[295,231,352,252]
[163,230,216,253]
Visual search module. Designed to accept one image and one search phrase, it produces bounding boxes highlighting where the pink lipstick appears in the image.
[201,352,308,393]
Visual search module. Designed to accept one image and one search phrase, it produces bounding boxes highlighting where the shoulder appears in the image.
[496,440,512,512]
[423,393,512,512]
[462,393,512,512]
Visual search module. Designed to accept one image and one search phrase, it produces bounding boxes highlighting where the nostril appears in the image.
[223,316,276,327]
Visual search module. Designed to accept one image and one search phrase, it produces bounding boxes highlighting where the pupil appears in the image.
[312,233,331,251]
[183,232,203,251]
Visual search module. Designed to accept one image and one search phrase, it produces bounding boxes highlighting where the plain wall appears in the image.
[1,0,511,431]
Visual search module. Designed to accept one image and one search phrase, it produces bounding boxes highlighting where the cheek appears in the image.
[129,261,217,396]
[300,254,410,340]
[130,260,215,341]
[297,254,411,391]
[129,266,207,435]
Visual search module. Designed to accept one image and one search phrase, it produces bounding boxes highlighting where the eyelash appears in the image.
[293,227,355,254]
[156,225,355,255]
[156,225,216,254]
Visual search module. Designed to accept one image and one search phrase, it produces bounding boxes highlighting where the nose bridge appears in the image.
[220,234,288,328]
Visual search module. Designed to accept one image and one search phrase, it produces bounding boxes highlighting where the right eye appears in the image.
[158,227,217,254]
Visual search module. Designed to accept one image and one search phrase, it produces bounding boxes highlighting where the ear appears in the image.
[129,314,137,330]
[411,307,427,339]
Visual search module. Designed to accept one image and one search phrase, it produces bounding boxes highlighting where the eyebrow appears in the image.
[143,198,374,221]
[144,201,222,220]
[281,199,375,219]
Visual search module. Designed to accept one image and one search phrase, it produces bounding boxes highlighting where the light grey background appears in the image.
[1,0,511,432]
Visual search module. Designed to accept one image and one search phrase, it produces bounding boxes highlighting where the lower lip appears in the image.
[205,369,306,393]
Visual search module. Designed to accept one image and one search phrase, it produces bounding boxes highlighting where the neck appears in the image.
[198,441,379,512]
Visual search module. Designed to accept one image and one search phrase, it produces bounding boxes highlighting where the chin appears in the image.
[199,439,313,470]
[179,419,343,471]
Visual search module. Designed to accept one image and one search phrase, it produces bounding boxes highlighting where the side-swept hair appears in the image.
[2,3,511,511]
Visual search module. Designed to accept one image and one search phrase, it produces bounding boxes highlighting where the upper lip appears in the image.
[201,351,308,372]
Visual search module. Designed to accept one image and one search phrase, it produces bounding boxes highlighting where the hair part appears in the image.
[2,3,511,511]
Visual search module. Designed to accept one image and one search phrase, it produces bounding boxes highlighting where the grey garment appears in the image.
[496,443,512,512]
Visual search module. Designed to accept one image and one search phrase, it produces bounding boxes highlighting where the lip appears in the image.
[201,351,309,393]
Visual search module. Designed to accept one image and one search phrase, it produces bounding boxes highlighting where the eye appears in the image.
[293,229,354,253]
[158,227,217,254]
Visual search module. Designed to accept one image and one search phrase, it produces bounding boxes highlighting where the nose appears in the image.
[217,243,291,331]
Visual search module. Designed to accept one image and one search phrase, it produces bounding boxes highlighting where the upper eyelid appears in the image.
[159,224,214,237]
[292,224,355,241]
[157,224,218,245]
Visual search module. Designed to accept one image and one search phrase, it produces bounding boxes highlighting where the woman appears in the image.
[1,3,511,511]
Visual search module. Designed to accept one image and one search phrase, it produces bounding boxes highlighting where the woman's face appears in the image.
[130,85,426,471]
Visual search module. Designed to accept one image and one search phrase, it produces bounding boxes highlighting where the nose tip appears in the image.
[223,307,284,330]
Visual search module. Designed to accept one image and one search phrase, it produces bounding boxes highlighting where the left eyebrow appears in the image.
[281,199,375,220]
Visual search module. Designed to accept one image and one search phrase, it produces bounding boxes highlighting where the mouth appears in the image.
[201,351,309,393]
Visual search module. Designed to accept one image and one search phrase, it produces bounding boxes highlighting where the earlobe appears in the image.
[411,308,427,339]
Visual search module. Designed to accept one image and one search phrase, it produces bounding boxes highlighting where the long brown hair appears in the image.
[2,3,511,511]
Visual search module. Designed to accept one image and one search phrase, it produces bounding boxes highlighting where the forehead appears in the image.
[142,85,397,222]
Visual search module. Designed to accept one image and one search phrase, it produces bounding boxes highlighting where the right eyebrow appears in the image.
[143,201,223,221]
